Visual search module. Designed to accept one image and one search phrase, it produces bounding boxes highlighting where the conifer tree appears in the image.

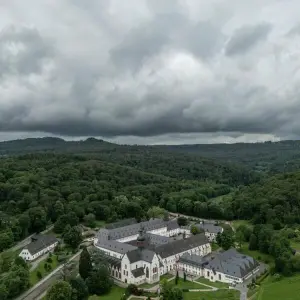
[79,247,92,280]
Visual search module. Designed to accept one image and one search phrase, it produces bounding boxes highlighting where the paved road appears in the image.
[15,250,81,300]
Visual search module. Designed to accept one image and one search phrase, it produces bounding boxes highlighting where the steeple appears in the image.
[137,225,146,249]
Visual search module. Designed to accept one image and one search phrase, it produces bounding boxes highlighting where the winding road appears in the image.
[15,250,81,300]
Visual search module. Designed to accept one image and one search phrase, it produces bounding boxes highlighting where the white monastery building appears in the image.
[94,217,259,286]
[94,218,211,285]
[195,221,224,242]
[19,234,58,261]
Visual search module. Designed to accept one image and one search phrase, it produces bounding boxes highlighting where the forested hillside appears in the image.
[2,138,300,174]
[231,172,300,226]
[0,149,256,252]
[163,140,300,174]
[2,138,300,287]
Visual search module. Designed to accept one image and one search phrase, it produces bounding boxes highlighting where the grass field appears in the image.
[290,240,300,251]
[160,273,174,281]
[183,289,239,300]
[139,281,158,289]
[232,220,253,230]
[196,277,228,288]
[30,255,59,285]
[257,274,300,300]
[239,243,274,265]
[94,220,106,228]
[169,278,212,290]
[88,286,125,300]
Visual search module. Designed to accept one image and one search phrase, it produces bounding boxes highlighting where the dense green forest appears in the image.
[2,137,300,174]
[1,137,300,297]
[163,140,300,174]
[0,148,255,251]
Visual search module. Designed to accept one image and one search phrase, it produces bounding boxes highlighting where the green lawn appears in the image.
[196,277,228,288]
[239,243,274,265]
[232,220,253,230]
[211,242,220,251]
[257,274,300,300]
[139,282,158,289]
[169,278,213,290]
[183,289,239,300]
[88,286,125,300]
[160,273,174,282]
[30,255,59,285]
[290,240,300,251]
[94,220,106,228]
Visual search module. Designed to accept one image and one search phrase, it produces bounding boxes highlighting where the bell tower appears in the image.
[137,225,146,249]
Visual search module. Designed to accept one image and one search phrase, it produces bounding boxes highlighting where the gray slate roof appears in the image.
[196,223,223,234]
[126,248,156,263]
[166,220,179,231]
[105,218,137,229]
[126,233,170,249]
[205,248,259,278]
[132,267,145,278]
[156,233,209,258]
[96,239,137,254]
[178,253,209,267]
[105,218,167,240]
[105,255,122,268]
[25,234,58,255]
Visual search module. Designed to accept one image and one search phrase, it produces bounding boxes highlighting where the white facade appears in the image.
[177,250,260,285]
[159,244,211,274]
[19,241,58,261]
[94,218,211,286]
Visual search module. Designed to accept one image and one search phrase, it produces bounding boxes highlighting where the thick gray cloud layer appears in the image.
[0,0,300,143]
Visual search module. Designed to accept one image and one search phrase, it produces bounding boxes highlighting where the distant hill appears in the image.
[1,137,300,174]
[0,137,259,186]
[159,140,300,174]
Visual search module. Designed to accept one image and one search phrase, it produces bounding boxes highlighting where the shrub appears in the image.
[37,271,43,279]
[47,257,53,263]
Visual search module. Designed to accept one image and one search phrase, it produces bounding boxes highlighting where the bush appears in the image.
[57,255,68,263]
[47,257,53,263]
[182,289,189,292]
[37,271,43,279]
[257,271,269,285]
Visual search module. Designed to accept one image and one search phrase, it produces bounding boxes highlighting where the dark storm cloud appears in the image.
[225,23,272,56]
[0,0,300,143]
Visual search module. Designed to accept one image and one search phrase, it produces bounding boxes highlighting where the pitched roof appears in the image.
[105,218,137,229]
[126,248,156,263]
[132,267,145,278]
[156,233,209,258]
[204,248,259,278]
[106,218,166,240]
[104,255,122,268]
[25,234,58,255]
[196,223,223,234]
[166,220,180,231]
[96,239,137,254]
[178,253,209,267]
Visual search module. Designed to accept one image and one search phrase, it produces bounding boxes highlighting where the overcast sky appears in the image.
[0,0,299,144]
